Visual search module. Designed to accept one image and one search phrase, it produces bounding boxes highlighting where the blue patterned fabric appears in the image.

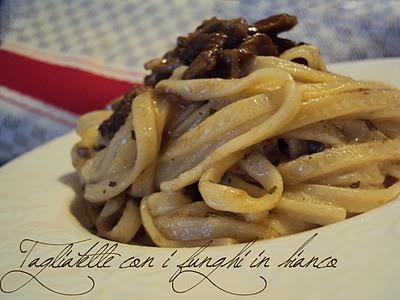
[3,0,400,67]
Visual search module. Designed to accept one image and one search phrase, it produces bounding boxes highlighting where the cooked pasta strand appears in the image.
[72,43,400,248]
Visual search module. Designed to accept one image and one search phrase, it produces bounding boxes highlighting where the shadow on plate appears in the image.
[58,172,94,231]
[57,172,155,246]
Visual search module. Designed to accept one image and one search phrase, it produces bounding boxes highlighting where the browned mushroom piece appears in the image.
[182,47,219,79]
[218,49,241,78]
[143,14,299,87]
[99,86,148,140]
[110,14,301,137]
[271,36,297,53]
[239,33,279,58]
[253,13,297,35]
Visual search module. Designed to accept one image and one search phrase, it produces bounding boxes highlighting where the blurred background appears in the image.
[1,0,400,165]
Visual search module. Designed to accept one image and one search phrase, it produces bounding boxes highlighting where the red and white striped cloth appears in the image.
[0,41,144,164]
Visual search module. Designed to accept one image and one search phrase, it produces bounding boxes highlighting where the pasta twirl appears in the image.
[72,14,400,247]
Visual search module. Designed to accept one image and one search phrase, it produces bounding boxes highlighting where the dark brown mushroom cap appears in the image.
[144,14,299,86]
[100,14,301,139]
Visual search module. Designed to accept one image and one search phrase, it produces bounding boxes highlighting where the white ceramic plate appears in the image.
[1,59,399,300]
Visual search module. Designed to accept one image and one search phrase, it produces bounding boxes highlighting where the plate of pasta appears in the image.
[1,14,400,300]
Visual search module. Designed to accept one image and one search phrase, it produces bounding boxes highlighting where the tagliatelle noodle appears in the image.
[72,41,400,247]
